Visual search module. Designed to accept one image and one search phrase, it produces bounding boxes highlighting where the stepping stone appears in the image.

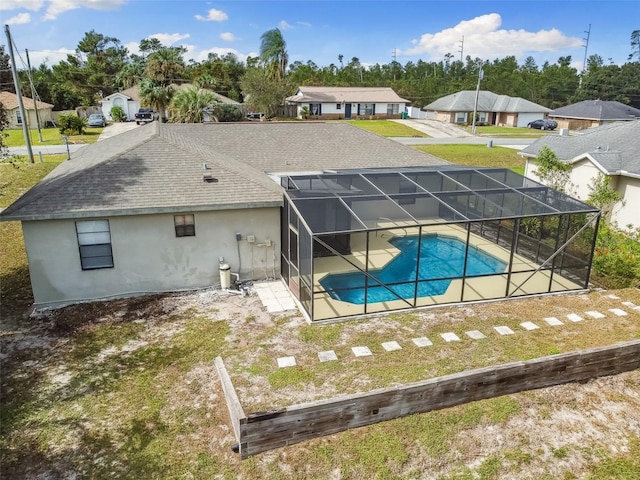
[605,294,620,299]
[412,337,433,347]
[494,326,515,335]
[465,330,486,339]
[609,308,628,316]
[441,332,460,342]
[381,341,402,352]
[277,356,296,368]
[621,301,639,310]
[520,321,540,331]
[567,313,583,322]
[585,311,605,319]
[318,350,338,362]
[352,346,373,357]
[544,317,564,326]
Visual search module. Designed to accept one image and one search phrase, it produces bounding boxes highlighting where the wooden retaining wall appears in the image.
[215,339,640,458]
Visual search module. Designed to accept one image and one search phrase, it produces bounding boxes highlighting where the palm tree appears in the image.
[259,28,288,79]
[139,78,174,122]
[145,47,185,85]
[168,86,217,123]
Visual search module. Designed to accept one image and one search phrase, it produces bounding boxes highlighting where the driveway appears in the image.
[98,122,141,140]
[390,119,474,138]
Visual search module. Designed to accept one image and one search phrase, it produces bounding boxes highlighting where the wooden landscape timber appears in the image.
[215,339,640,458]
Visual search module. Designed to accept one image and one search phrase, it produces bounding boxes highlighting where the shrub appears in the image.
[110,106,127,122]
[208,103,243,122]
[592,224,640,288]
[58,114,87,135]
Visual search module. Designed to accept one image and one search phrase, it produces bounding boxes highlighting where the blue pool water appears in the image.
[319,235,507,304]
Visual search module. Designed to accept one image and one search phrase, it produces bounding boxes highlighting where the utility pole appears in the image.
[4,24,34,163]
[458,36,464,62]
[392,49,397,81]
[471,65,484,135]
[25,49,43,142]
[582,24,591,74]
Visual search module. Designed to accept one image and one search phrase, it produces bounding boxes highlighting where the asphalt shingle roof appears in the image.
[1,122,447,221]
[550,100,640,121]
[286,87,409,104]
[423,90,550,114]
[519,120,640,176]
[0,91,54,110]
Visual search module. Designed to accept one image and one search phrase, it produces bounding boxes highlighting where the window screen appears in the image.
[174,214,195,237]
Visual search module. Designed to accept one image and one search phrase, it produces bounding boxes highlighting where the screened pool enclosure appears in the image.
[280,167,600,321]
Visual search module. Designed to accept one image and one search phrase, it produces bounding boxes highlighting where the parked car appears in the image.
[87,113,106,128]
[134,108,157,125]
[246,112,265,120]
[527,119,558,130]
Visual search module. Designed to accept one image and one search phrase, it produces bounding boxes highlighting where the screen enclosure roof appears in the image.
[282,166,599,235]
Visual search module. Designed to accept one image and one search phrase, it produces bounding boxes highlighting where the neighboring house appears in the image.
[100,84,240,121]
[285,86,409,120]
[520,120,640,229]
[549,100,640,131]
[423,91,550,127]
[0,122,446,309]
[100,86,141,121]
[0,91,54,129]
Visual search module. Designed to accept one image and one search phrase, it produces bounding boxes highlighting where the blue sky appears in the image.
[2,1,638,71]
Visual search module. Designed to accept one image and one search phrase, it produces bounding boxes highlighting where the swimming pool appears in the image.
[319,234,507,304]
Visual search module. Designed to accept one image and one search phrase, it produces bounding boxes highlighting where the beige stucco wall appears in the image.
[22,208,281,308]
[612,177,640,229]
[7,107,53,129]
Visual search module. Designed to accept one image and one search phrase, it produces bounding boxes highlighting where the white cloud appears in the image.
[279,20,292,30]
[149,33,191,46]
[220,32,236,42]
[124,41,140,56]
[0,0,42,11]
[401,13,583,60]
[6,12,31,24]
[195,8,228,22]
[27,48,76,67]
[43,0,126,21]
[297,21,311,27]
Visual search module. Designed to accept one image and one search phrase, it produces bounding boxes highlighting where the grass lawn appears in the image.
[468,125,555,138]
[2,152,639,479]
[344,119,428,137]
[5,127,104,147]
[415,144,526,174]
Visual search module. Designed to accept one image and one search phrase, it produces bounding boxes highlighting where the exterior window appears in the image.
[16,111,22,125]
[477,112,487,123]
[455,112,467,123]
[309,103,322,116]
[76,220,113,270]
[175,214,195,237]
[336,103,341,110]
[387,104,399,115]
[359,103,374,115]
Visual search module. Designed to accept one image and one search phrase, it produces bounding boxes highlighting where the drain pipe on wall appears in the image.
[235,232,242,280]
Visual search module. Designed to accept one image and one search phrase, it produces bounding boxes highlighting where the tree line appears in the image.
[1,28,639,116]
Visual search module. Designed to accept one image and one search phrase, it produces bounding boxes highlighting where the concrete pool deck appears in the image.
[310,223,584,321]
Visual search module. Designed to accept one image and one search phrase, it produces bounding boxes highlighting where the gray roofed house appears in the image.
[423,90,551,128]
[1,122,447,309]
[520,120,640,228]
[285,86,409,120]
[549,100,640,131]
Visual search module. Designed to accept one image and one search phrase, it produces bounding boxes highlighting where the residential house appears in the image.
[0,122,446,309]
[285,87,409,120]
[0,91,54,129]
[549,100,640,131]
[100,84,239,121]
[423,91,550,127]
[520,120,640,229]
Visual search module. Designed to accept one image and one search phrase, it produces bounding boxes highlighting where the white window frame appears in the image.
[455,112,467,123]
[76,220,114,270]
[387,104,399,115]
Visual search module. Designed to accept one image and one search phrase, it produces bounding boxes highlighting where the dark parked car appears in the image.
[246,112,265,120]
[87,113,106,127]
[527,119,557,130]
